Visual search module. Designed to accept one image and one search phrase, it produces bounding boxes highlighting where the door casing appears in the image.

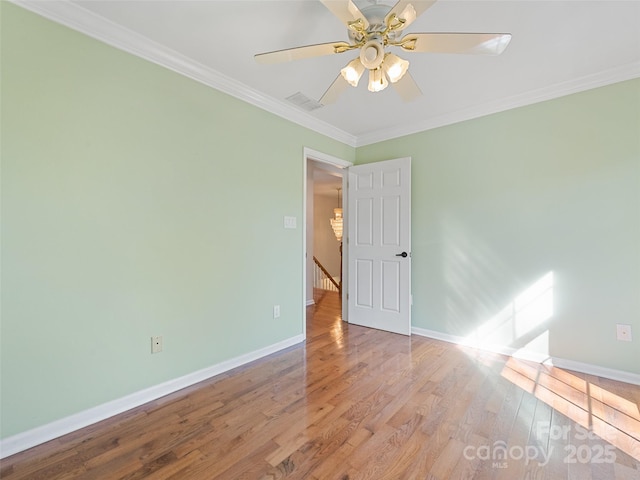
[303,148,352,338]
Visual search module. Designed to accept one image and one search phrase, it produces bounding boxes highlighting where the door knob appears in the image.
[395,252,408,258]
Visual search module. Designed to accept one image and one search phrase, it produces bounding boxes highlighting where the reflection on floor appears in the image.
[2,290,639,479]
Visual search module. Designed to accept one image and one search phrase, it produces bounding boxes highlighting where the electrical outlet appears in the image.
[273,305,280,319]
[151,335,163,353]
[616,324,632,342]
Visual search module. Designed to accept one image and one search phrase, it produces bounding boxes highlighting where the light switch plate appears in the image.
[284,216,297,229]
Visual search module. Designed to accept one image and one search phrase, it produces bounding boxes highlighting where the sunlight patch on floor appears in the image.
[502,357,640,461]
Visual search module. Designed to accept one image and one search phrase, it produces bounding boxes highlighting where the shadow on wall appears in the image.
[439,213,555,357]
[439,217,640,462]
[463,271,554,357]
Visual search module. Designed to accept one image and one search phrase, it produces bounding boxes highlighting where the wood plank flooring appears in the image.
[2,291,639,479]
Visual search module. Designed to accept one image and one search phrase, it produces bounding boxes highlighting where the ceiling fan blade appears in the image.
[396,32,512,55]
[386,0,438,31]
[319,74,350,105]
[255,41,353,64]
[392,71,422,102]
[320,0,369,30]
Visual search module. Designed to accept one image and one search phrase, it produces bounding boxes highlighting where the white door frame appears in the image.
[302,147,352,338]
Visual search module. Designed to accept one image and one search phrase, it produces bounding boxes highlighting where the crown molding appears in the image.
[10,1,639,150]
[356,61,640,146]
[10,0,358,148]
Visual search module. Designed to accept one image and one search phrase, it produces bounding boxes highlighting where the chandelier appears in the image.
[330,188,343,242]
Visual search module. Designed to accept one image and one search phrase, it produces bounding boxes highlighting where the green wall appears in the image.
[357,78,640,374]
[0,3,353,439]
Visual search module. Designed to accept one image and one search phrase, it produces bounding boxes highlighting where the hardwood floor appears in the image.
[2,291,639,479]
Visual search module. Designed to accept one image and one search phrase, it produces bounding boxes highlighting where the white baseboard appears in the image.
[412,327,640,386]
[306,299,315,306]
[0,334,305,459]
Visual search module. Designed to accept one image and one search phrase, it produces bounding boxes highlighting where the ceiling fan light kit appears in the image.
[384,53,410,83]
[368,67,389,92]
[340,43,410,93]
[341,57,365,86]
[359,39,385,69]
[255,0,512,104]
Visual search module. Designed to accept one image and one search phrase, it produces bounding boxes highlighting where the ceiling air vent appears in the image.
[286,92,323,112]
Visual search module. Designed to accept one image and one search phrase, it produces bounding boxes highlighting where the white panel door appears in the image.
[347,157,411,335]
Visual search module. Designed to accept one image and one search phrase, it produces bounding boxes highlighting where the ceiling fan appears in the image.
[255,0,512,104]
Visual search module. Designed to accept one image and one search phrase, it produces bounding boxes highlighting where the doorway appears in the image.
[310,163,343,304]
[303,148,351,338]
[303,150,413,338]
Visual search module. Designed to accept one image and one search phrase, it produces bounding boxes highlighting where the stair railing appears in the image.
[313,256,341,294]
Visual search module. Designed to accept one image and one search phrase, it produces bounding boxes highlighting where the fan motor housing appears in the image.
[347,4,400,43]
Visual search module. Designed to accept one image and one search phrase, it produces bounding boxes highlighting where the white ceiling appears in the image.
[15,0,640,146]
[312,160,344,196]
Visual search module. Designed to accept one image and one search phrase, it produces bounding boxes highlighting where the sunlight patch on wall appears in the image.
[514,272,554,338]
[463,272,554,356]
